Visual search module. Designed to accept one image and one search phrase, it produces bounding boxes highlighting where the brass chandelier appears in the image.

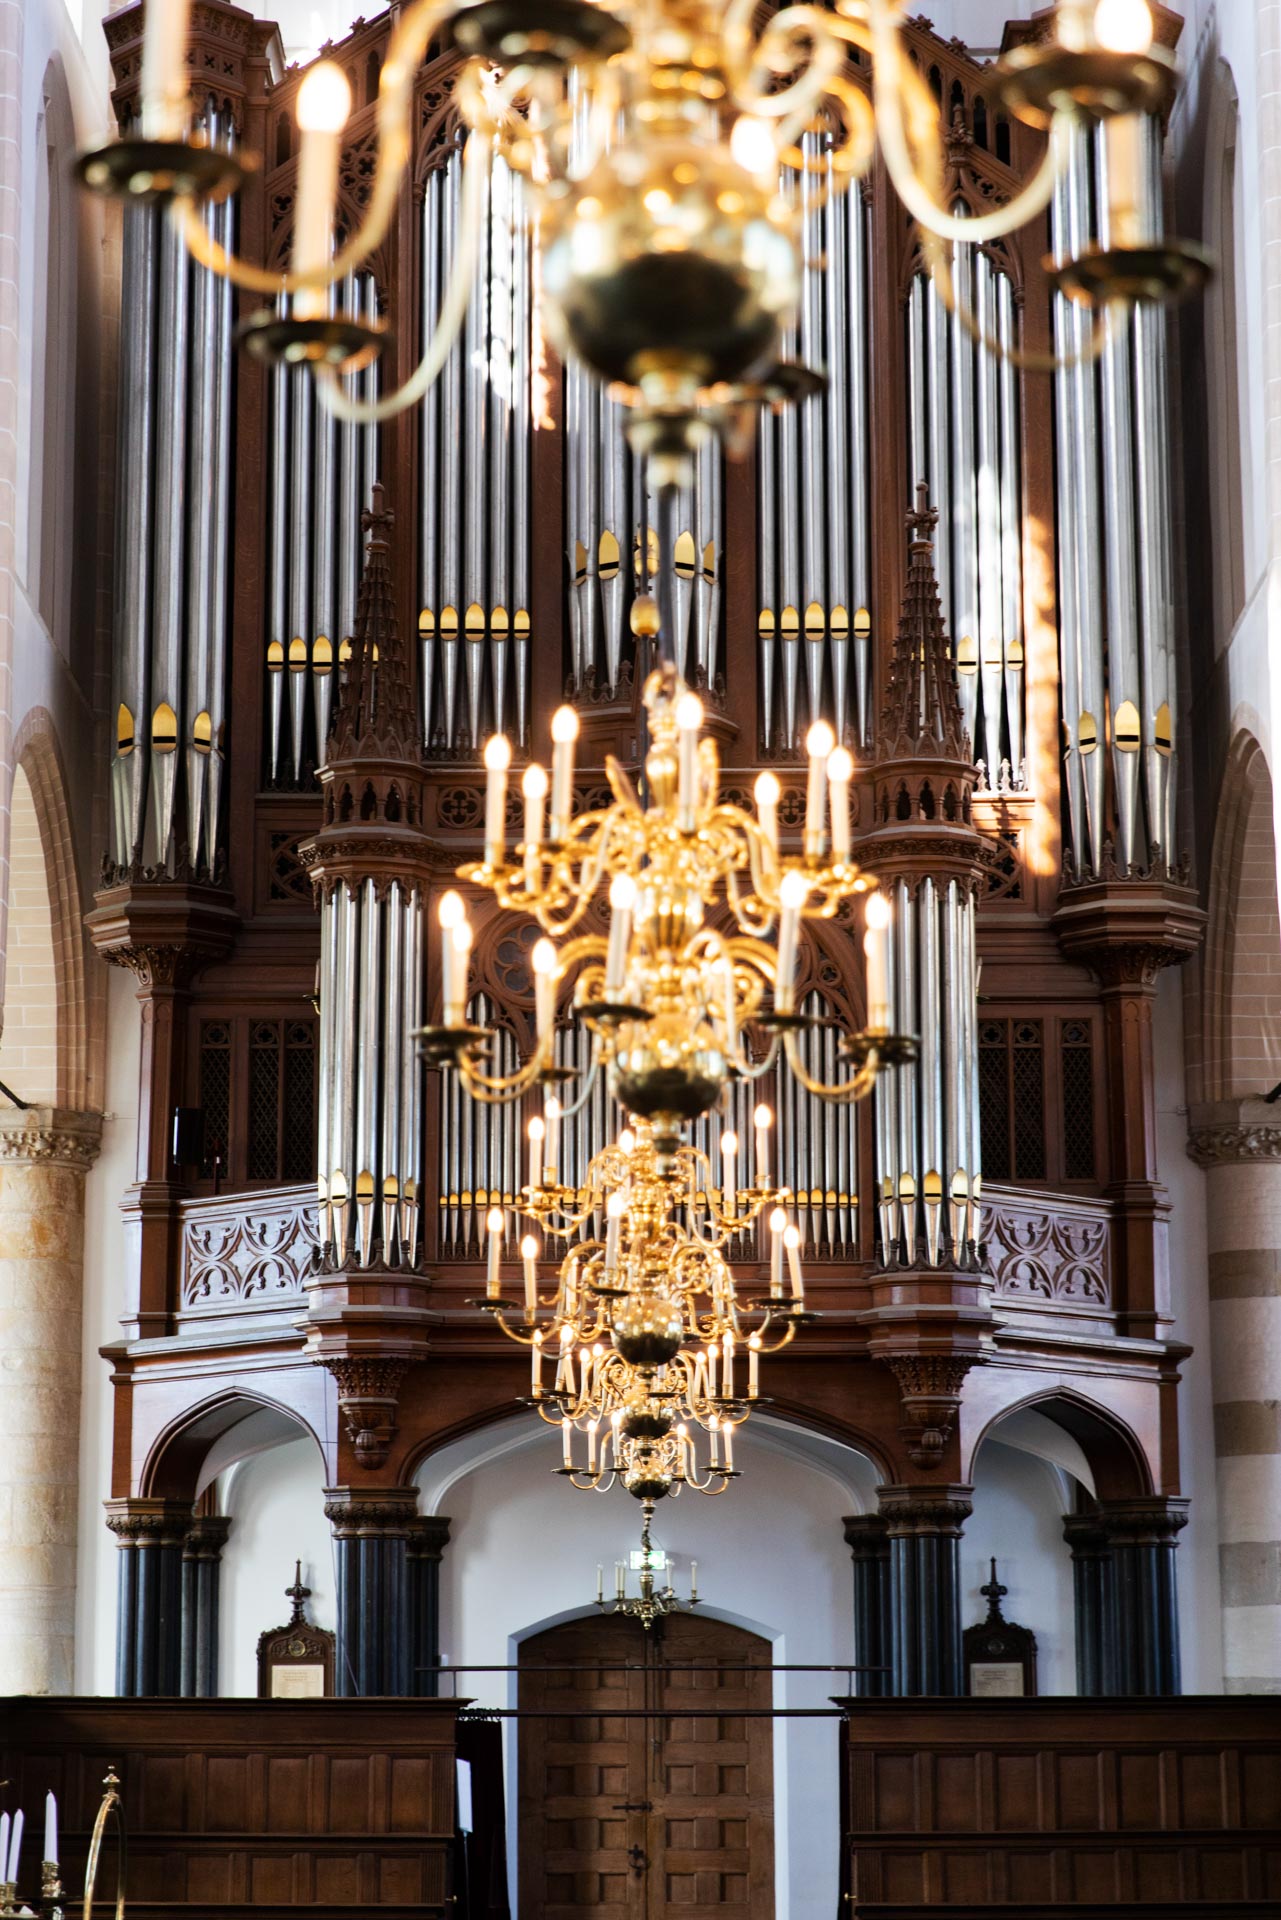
[417,660,910,1147]
[477,1116,809,1501]
[77,0,1208,455]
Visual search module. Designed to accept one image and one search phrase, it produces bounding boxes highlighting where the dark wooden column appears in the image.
[407,1515,452,1698]
[325,1488,421,1697]
[844,1515,892,1698]
[1063,1511,1118,1697]
[180,1515,233,1698]
[1101,1497,1189,1696]
[877,1486,972,1697]
[105,1498,194,1696]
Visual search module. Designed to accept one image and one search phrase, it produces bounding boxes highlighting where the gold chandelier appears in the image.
[77,0,1208,452]
[417,660,910,1146]
[476,1117,809,1501]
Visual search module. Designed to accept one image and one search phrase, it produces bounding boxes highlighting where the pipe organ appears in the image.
[111,105,236,876]
[419,145,534,752]
[266,273,380,788]
[758,133,873,754]
[905,244,1025,792]
[1052,114,1176,875]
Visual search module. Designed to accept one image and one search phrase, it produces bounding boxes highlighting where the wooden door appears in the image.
[518,1612,774,1919]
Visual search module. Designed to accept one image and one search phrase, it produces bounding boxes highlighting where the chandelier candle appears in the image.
[805,722,836,856]
[754,771,780,856]
[864,893,892,1030]
[522,1237,539,1316]
[828,747,855,862]
[770,1207,787,1297]
[140,0,192,140]
[486,1207,505,1300]
[775,871,809,1015]
[533,938,557,1044]
[754,1105,773,1188]
[293,65,352,322]
[528,1115,545,1190]
[749,1334,761,1398]
[721,1130,738,1218]
[549,705,578,841]
[522,763,547,888]
[605,874,636,997]
[785,1224,804,1301]
[483,732,512,865]
[677,693,703,832]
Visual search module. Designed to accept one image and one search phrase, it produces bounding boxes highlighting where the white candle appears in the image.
[522,762,547,888]
[483,733,511,865]
[784,1223,804,1300]
[549,705,578,840]
[141,0,193,140]
[604,1191,625,1277]
[521,1234,539,1316]
[438,891,467,1025]
[775,870,809,1014]
[804,720,835,855]
[709,1418,721,1470]
[532,1329,544,1395]
[706,1341,718,1398]
[533,938,557,1047]
[562,1417,573,1468]
[690,1558,698,1599]
[616,1561,625,1598]
[485,1207,505,1299]
[723,1423,734,1472]
[0,1816,9,1888]
[448,921,473,1026]
[827,746,854,862]
[755,770,780,859]
[721,1130,738,1218]
[43,1794,56,1872]
[864,892,891,1030]
[7,1810,22,1887]
[292,62,352,321]
[754,1103,772,1188]
[1091,0,1154,55]
[587,1419,599,1473]
[544,1094,561,1178]
[722,1331,735,1399]
[676,691,703,831]
[748,1333,761,1398]
[527,1115,545,1190]
[722,955,738,1062]
[605,873,636,997]
[597,1564,604,1603]
[769,1206,787,1297]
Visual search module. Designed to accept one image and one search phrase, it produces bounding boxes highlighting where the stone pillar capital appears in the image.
[0,1107,103,1169]
[323,1485,420,1538]
[843,1513,890,1559]
[877,1483,974,1537]
[1096,1495,1190,1547]
[1187,1099,1281,1167]
[183,1515,233,1560]
[407,1515,452,1561]
[104,1496,194,1548]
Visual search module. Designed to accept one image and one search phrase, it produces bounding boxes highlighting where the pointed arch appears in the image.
[6,712,90,1108]
[1202,730,1280,1101]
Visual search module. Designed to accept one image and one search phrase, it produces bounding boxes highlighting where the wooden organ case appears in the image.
[90,0,1202,1702]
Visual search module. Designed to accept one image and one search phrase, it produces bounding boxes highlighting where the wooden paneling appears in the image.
[841,1698,1281,1913]
[1,1699,461,1920]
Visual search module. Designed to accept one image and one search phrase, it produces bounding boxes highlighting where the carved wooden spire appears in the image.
[879,482,972,769]
[328,484,418,764]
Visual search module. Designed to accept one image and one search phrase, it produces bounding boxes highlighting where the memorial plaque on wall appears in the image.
[257,1563,335,1700]
[963,1560,1037,1698]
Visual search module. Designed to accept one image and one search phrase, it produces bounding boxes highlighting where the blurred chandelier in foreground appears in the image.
[77,0,1209,456]
[416,662,912,1148]
[476,1118,811,1501]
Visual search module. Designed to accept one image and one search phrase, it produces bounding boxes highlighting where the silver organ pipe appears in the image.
[420,145,534,753]
[905,245,1024,791]
[1049,115,1176,875]
[759,137,873,754]
[110,102,235,875]
[266,269,379,787]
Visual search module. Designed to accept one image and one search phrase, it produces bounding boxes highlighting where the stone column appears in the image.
[407,1515,452,1698]
[104,1497,193,1695]
[1063,1512,1118,1696]
[843,1516,892,1697]
[1189,1102,1281,1691]
[877,1486,973,1696]
[0,1109,102,1691]
[180,1515,233,1698]
[325,1487,421,1697]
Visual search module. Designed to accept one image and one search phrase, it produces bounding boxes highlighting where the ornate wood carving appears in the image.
[963,1559,1038,1696]
[983,1190,1112,1307]
[180,1184,318,1311]
[257,1561,336,1698]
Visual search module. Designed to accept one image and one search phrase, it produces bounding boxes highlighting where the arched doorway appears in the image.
[518,1612,775,1918]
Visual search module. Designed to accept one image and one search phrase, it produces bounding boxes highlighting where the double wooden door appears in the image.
[518,1612,774,1917]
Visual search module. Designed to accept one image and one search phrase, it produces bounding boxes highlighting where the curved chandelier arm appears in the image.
[723,2,845,153]
[865,0,1069,245]
[551,1041,603,1120]
[314,127,490,424]
[918,226,1112,374]
[458,1027,554,1100]
[781,1028,878,1103]
[173,0,456,295]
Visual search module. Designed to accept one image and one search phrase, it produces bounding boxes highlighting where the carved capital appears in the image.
[0,1107,103,1170]
[407,1515,453,1562]
[877,1483,974,1537]
[321,1355,413,1470]
[323,1485,421,1537]
[104,1497,194,1548]
[882,1354,974,1470]
[842,1514,890,1562]
[1097,1497,1190,1548]
[86,878,239,990]
[1053,873,1204,988]
[1187,1102,1281,1168]
[183,1515,233,1562]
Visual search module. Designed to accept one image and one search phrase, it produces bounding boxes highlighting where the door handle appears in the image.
[628,1844,648,1877]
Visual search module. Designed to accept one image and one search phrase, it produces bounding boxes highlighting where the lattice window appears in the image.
[979,1018,1046,1182]
[282,1023,317,1182]
[248,1022,282,1180]
[199,1022,232,1177]
[268,831,312,905]
[1060,1018,1096,1182]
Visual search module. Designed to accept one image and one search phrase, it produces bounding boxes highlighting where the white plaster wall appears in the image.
[216,1438,337,1699]
[965,1440,1077,1694]
[74,963,138,1694]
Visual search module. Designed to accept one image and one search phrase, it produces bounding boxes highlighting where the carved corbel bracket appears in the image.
[320,1355,413,1470]
[1053,871,1204,989]
[881,1354,975,1470]
[85,877,240,990]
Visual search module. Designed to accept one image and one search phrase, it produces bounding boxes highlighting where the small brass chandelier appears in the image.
[77,0,1208,452]
[418,661,911,1145]
[598,1509,701,1629]
[477,1118,810,1500]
